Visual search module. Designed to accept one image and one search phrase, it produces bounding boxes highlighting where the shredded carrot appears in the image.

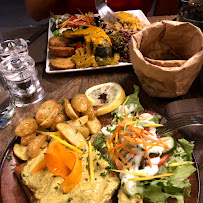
[109,126,119,144]
[120,131,136,137]
[112,152,122,170]
[115,129,119,144]
[130,125,143,135]
[142,133,158,142]
[73,16,85,22]
[124,136,146,145]
[107,114,167,171]
[85,13,90,25]
[116,156,127,170]
[142,133,168,148]
[137,150,146,157]
[121,146,136,155]
[59,19,71,26]
[137,144,155,157]
[77,8,85,16]
[117,151,132,169]
[59,21,69,30]
[108,141,130,152]
[139,136,152,168]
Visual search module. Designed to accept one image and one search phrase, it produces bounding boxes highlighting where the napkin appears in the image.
[2,23,48,63]
[165,97,203,202]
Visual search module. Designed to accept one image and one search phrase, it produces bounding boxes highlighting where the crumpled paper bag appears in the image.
[129,20,203,98]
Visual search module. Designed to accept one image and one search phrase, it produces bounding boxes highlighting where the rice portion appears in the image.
[103,11,146,33]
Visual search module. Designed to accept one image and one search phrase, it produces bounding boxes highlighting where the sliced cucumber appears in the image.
[160,136,177,155]
[138,136,176,156]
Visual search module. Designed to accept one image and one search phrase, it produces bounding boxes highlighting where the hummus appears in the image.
[22,147,120,203]
[117,189,143,203]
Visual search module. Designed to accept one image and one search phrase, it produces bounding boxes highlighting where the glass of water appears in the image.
[0,70,15,128]
[0,38,28,61]
[0,53,45,107]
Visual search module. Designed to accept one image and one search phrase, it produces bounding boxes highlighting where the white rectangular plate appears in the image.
[45,10,150,74]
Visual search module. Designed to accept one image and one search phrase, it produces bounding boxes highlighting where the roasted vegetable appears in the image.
[49,46,75,57]
[35,99,58,125]
[50,57,75,69]
[56,123,87,150]
[109,32,126,52]
[85,117,101,134]
[95,46,112,58]
[71,94,88,113]
[64,98,79,120]
[49,36,71,47]
[27,134,47,159]
[15,118,38,137]
[13,144,29,161]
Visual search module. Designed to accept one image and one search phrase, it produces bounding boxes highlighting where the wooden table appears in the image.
[0,15,202,202]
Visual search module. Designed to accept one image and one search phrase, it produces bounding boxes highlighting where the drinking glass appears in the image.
[0,38,28,61]
[0,53,45,107]
[177,0,203,31]
[0,70,15,128]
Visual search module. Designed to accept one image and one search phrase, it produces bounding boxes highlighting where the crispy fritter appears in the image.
[49,46,75,57]
[50,57,75,69]
[49,36,71,47]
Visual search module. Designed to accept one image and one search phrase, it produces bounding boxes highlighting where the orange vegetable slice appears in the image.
[31,158,47,175]
[61,154,82,193]
[31,141,82,193]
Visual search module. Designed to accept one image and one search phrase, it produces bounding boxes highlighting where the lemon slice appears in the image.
[85,82,126,116]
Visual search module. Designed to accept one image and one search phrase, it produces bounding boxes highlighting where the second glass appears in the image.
[0,53,45,107]
[0,70,15,128]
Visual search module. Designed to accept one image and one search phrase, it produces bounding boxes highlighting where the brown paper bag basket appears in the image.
[129,20,203,98]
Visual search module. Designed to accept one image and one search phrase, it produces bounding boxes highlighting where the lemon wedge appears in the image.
[85,82,126,116]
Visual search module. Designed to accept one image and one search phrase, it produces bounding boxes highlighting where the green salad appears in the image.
[92,85,196,203]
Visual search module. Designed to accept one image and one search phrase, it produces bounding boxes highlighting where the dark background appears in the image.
[0,0,48,42]
[0,0,180,42]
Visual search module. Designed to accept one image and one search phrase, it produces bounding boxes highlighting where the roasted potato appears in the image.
[21,133,36,146]
[56,123,87,150]
[49,46,75,57]
[50,113,66,131]
[27,134,47,159]
[64,98,79,120]
[49,36,71,47]
[35,99,58,125]
[83,102,96,119]
[40,103,62,128]
[76,126,90,139]
[71,94,88,113]
[86,117,101,134]
[50,57,75,69]
[41,141,49,149]
[67,115,88,127]
[15,118,38,137]
[13,144,29,161]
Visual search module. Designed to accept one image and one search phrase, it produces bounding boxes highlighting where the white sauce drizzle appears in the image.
[100,111,171,197]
